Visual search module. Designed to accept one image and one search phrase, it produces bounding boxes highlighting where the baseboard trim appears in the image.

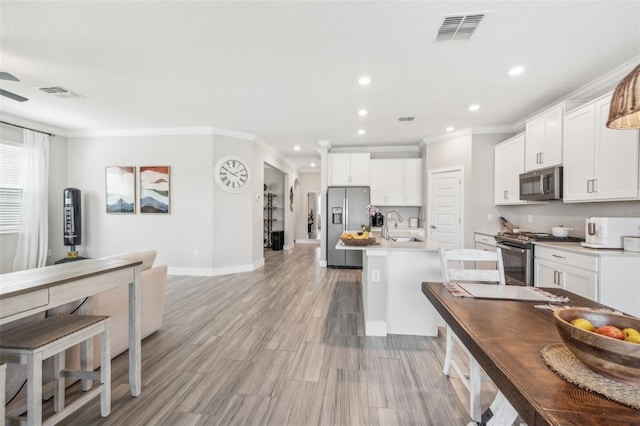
[295,239,321,245]
[168,262,259,277]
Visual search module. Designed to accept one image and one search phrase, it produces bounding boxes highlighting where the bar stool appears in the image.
[0,314,111,426]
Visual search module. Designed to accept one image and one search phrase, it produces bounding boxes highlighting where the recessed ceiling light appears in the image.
[468,104,480,112]
[446,126,455,132]
[310,162,316,167]
[358,75,371,85]
[293,145,301,151]
[358,109,368,117]
[358,129,366,135]
[508,66,525,76]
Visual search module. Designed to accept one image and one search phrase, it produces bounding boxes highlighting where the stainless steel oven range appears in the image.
[494,232,584,286]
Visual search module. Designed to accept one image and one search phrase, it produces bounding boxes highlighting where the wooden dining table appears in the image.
[422,282,640,426]
[0,258,143,397]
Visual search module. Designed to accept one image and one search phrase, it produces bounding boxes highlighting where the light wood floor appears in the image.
[56,245,495,425]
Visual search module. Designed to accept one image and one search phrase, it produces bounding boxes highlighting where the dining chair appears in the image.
[438,247,505,423]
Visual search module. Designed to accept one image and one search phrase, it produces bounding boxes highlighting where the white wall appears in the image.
[66,134,218,272]
[425,132,473,247]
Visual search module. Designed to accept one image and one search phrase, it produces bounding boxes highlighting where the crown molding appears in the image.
[65,126,256,140]
[0,113,66,137]
[512,56,640,128]
[329,145,421,153]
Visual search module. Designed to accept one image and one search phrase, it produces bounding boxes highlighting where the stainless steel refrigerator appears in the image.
[327,186,370,268]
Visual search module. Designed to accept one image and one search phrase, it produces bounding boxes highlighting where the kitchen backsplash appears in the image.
[496,200,640,238]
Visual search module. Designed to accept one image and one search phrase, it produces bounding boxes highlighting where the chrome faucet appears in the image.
[383,209,403,239]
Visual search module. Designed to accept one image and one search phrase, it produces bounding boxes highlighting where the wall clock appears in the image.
[214,155,251,193]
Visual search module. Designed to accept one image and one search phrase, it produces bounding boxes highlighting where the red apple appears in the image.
[595,325,624,340]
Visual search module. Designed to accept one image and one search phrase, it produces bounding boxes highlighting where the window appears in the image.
[0,141,24,233]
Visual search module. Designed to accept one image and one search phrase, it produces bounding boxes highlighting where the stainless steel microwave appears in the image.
[519,166,563,201]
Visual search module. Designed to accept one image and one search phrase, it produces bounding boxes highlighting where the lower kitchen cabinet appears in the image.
[534,244,640,316]
[535,257,597,301]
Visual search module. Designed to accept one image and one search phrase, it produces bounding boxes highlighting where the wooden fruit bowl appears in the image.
[340,237,372,246]
[553,307,640,386]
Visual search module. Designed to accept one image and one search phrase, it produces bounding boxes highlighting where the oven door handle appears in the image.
[497,243,526,253]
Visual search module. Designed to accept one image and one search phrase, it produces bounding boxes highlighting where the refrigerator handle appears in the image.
[343,198,347,232]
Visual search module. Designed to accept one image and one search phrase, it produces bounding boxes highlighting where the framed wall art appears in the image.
[140,166,170,213]
[105,166,136,213]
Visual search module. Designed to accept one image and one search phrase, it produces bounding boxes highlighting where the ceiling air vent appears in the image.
[436,13,485,41]
[398,117,415,122]
[38,86,83,99]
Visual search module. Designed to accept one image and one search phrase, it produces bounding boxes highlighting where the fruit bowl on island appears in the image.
[553,307,640,386]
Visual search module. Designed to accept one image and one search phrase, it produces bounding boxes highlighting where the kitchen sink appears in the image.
[391,237,422,242]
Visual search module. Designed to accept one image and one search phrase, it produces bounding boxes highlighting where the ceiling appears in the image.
[1,1,639,172]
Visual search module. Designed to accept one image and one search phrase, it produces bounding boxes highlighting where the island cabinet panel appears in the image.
[494,133,525,205]
[328,153,371,186]
[563,92,640,202]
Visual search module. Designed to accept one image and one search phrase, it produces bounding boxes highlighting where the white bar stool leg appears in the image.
[54,350,66,412]
[27,353,43,426]
[80,337,93,391]
[101,323,111,417]
[0,363,6,426]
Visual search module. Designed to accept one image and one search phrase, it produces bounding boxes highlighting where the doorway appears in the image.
[428,167,463,248]
[307,192,321,240]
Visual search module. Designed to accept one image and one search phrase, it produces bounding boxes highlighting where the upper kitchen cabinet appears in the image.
[328,153,371,186]
[370,158,422,206]
[494,133,526,205]
[525,105,564,171]
[563,92,639,202]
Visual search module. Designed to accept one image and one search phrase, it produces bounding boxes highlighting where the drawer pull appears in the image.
[552,254,565,259]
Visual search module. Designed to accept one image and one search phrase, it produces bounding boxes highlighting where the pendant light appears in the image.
[607,64,640,129]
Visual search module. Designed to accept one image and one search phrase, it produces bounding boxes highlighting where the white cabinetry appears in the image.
[328,153,371,186]
[535,246,598,301]
[563,93,640,202]
[525,105,564,171]
[494,134,525,205]
[370,158,422,206]
[535,244,640,316]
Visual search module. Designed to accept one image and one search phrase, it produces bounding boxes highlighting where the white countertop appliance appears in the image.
[582,217,640,249]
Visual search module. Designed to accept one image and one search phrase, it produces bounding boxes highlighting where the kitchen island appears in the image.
[337,234,443,336]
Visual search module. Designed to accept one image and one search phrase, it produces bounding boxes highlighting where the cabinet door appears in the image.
[559,264,598,301]
[384,159,405,205]
[593,98,640,200]
[370,159,387,204]
[563,103,596,201]
[494,134,525,205]
[534,259,562,289]
[541,106,563,167]
[348,153,371,186]
[525,105,563,171]
[525,118,544,171]
[329,153,351,186]
[404,158,422,206]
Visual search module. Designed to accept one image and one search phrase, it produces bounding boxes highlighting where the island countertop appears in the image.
[335,232,442,252]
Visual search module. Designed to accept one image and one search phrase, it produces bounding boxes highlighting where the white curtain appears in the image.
[12,129,50,271]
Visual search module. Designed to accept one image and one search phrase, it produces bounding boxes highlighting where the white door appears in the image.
[428,168,462,248]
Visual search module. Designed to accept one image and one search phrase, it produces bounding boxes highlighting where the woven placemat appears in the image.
[541,343,640,410]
